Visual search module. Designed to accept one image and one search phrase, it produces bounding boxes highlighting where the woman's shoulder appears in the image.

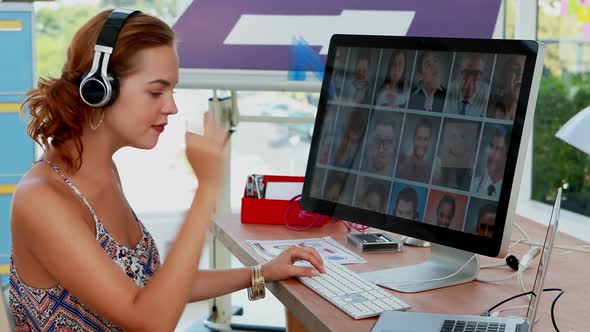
[12,164,79,227]
[16,163,66,195]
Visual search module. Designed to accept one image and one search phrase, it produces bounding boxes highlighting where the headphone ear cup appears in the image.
[104,71,119,107]
[80,72,108,107]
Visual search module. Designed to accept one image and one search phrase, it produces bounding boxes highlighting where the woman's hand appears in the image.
[263,246,326,282]
[185,112,228,189]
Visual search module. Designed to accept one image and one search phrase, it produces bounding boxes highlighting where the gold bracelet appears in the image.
[247,264,265,301]
[252,264,265,300]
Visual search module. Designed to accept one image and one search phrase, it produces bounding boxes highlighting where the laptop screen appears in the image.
[524,188,561,330]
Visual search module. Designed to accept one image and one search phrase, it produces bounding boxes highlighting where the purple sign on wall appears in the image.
[173,0,501,71]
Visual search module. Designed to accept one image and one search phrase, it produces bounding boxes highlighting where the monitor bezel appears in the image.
[301,34,542,257]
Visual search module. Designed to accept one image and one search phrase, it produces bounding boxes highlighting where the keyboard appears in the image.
[441,320,507,332]
[298,259,411,319]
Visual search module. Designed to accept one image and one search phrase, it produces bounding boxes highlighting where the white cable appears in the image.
[517,266,527,294]
[509,237,530,248]
[511,221,590,254]
[491,304,529,317]
[519,248,538,270]
[516,248,539,300]
[552,247,576,255]
[492,305,541,327]
[477,246,539,285]
[480,262,510,269]
[476,272,517,283]
[511,239,590,254]
[513,222,530,240]
[384,222,588,288]
[383,254,478,287]
[512,219,590,256]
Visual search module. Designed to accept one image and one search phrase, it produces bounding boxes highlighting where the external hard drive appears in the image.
[347,233,402,252]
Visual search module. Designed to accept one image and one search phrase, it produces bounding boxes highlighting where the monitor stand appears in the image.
[360,243,480,293]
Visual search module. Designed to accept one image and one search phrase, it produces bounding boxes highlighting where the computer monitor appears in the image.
[301,34,545,292]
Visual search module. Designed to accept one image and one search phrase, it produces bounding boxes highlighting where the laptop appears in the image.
[371,188,562,332]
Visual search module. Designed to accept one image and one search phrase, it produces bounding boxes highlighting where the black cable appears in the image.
[481,288,564,332]
[549,289,565,332]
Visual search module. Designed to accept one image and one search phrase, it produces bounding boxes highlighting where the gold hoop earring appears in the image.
[90,110,104,130]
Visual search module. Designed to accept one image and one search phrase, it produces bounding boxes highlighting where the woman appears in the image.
[9,9,323,331]
[374,51,409,108]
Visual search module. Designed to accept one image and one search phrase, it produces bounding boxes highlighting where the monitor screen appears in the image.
[302,35,544,257]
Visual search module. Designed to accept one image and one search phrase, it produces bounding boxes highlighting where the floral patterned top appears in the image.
[9,160,161,331]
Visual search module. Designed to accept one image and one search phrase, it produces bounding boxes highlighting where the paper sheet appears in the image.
[264,182,303,200]
[246,236,366,266]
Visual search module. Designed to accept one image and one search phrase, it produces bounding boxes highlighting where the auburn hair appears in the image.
[23,9,175,171]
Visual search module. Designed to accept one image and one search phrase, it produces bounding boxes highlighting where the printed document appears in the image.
[246,236,366,265]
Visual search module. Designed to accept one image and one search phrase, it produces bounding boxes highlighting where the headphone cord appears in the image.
[481,288,564,332]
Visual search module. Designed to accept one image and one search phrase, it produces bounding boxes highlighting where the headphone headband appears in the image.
[96,9,140,51]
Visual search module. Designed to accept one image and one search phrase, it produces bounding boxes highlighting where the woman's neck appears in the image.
[46,127,121,179]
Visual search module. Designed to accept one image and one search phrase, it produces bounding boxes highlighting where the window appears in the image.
[231,91,318,211]
[532,0,590,217]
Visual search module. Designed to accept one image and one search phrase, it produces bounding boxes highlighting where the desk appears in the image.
[210,214,587,332]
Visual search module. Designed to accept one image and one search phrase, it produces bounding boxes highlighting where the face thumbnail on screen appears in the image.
[311,46,525,239]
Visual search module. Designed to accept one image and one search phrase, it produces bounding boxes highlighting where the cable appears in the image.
[283,195,369,233]
[489,304,529,317]
[480,255,519,270]
[476,246,539,284]
[343,221,369,233]
[475,272,518,283]
[389,244,532,286]
[481,288,564,332]
[519,246,541,294]
[509,237,530,249]
[383,254,478,287]
[480,262,510,269]
[479,220,590,284]
[386,247,542,287]
[283,194,335,231]
[552,244,590,255]
[512,221,590,254]
[517,266,527,295]
[511,239,590,254]
[478,222,535,282]
[513,222,530,241]
[511,221,590,255]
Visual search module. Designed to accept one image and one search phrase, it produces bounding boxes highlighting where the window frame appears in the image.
[512,0,590,241]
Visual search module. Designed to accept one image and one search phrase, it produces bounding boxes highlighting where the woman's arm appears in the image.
[188,246,325,302]
[188,268,250,302]
[12,179,218,332]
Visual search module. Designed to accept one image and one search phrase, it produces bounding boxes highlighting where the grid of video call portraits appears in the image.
[309,46,526,239]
